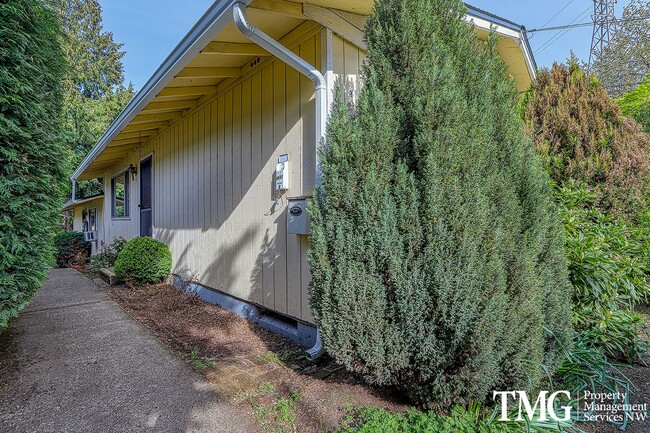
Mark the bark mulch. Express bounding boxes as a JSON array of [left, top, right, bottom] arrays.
[[103, 283, 409, 432], [103, 283, 650, 433]]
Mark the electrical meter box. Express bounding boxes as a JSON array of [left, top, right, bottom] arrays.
[[287, 197, 310, 235]]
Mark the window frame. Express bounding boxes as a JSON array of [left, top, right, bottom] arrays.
[[111, 169, 130, 220]]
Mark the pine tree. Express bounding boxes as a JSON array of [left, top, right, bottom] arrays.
[[309, 0, 572, 409], [522, 61, 650, 218], [0, 0, 67, 327], [46, 0, 134, 197]]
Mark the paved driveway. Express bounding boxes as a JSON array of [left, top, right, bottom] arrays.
[[0, 268, 260, 433]]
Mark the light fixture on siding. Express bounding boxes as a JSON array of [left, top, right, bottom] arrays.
[[128, 164, 137, 181]]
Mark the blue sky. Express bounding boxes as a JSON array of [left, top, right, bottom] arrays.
[[99, 0, 630, 91]]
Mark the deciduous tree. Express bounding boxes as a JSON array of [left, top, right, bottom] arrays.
[[593, 0, 650, 97]]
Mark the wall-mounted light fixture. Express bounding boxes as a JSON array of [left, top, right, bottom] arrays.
[[128, 164, 137, 181]]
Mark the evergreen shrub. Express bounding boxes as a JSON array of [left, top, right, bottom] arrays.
[[0, 0, 66, 327], [114, 237, 172, 285], [522, 61, 650, 217], [53, 231, 90, 267], [308, 0, 572, 409]]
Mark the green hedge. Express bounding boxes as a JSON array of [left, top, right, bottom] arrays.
[[0, 0, 66, 328], [114, 237, 172, 285], [53, 231, 90, 267]]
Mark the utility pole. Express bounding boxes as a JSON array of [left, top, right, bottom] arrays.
[[589, 0, 618, 68]]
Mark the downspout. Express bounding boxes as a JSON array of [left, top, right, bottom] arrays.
[[71, 179, 76, 202], [232, 3, 325, 359]]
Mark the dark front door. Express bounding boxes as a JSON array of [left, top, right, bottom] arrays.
[[139, 156, 153, 237]]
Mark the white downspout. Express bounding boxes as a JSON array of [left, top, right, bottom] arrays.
[[71, 179, 76, 202], [232, 2, 326, 359]]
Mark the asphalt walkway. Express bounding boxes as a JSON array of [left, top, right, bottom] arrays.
[[0, 268, 260, 433]]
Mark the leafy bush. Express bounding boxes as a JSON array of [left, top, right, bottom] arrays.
[[309, 0, 572, 410], [557, 182, 650, 360], [521, 61, 650, 217], [114, 237, 172, 285], [616, 74, 650, 133], [53, 231, 90, 267], [0, 0, 67, 327], [88, 236, 126, 274]]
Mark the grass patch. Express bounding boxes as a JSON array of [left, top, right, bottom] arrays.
[[178, 347, 214, 371], [240, 381, 302, 432]]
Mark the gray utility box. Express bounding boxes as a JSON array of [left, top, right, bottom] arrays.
[[287, 197, 311, 235]]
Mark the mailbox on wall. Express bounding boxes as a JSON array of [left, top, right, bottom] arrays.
[[287, 197, 310, 235]]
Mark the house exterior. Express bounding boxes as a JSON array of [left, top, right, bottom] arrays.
[[68, 0, 536, 342], [62, 195, 104, 255]]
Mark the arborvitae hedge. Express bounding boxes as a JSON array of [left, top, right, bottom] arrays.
[[308, 0, 572, 409], [522, 62, 650, 217], [0, 0, 66, 327]]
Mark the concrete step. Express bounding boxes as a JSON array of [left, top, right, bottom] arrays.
[[99, 267, 122, 285]]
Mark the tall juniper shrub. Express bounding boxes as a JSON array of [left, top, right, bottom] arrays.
[[0, 0, 67, 327], [309, 0, 572, 409]]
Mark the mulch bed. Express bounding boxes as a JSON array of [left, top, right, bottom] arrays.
[[103, 283, 650, 432], [103, 283, 409, 432]]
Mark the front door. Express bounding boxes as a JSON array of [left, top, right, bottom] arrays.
[[139, 156, 153, 237]]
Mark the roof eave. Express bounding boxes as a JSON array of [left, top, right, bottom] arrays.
[[71, 0, 253, 181], [62, 194, 105, 211]]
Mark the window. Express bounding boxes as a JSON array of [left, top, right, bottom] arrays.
[[82, 207, 98, 241], [111, 171, 130, 218], [87, 208, 97, 232]]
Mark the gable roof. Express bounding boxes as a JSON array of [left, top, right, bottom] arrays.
[[72, 0, 536, 181]]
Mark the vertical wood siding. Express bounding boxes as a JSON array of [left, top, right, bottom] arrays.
[[100, 30, 323, 323]]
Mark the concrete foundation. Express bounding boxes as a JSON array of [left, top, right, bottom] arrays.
[[172, 277, 317, 349]]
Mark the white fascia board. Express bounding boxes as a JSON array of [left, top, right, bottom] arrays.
[[62, 195, 104, 211], [71, 0, 253, 181], [465, 15, 537, 82], [465, 15, 520, 39]]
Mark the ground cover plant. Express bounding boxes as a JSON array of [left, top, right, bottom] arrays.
[[309, 0, 572, 410], [0, 0, 67, 327]]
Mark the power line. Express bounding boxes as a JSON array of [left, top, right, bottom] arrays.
[[535, 5, 593, 55], [529, 0, 577, 39], [528, 16, 650, 33]]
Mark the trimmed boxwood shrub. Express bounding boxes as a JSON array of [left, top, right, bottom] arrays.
[[53, 231, 90, 267], [114, 237, 172, 285]]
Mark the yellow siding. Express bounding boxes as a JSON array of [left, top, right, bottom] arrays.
[[331, 33, 367, 104], [101, 29, 322, 323]]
